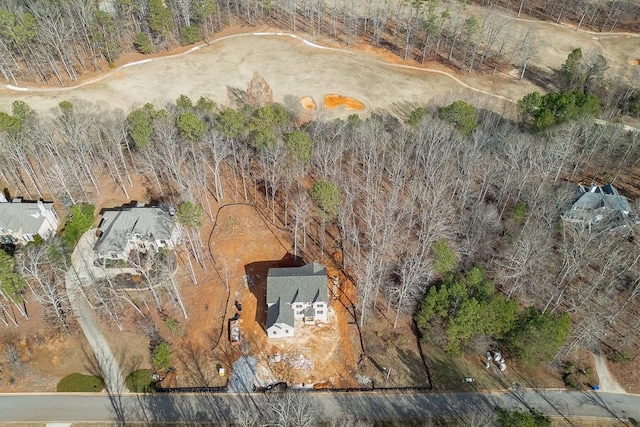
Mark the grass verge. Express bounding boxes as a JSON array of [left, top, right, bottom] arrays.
[[126, 369, 155, 393], [57, 373, 104, 392]]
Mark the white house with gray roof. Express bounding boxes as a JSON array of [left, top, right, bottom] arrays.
[[0, 199, 58, 243], [266, 262, 329, 339], [95, 206, 179, 262]]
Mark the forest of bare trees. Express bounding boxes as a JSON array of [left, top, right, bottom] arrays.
[[1, 61, 639, 360], [1, 0, 638, 86]]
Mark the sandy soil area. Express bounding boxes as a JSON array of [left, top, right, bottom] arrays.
[[324, 94, 365, 110]]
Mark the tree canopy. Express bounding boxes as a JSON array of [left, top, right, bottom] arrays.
[[215, 108, 246, 139], [416, 265, 570, 360], [0, 249, 26, 303], [61, 204, 95, 250], [176, 201, 203, 229], [518, 90, 600, 131], [417, 267, 519, 354], [177, 112, 208, 141], [507, 307, 572, 365], [438, 100, 478, 136], [285, 130, 312, 168], [310, 181, 341, 217]]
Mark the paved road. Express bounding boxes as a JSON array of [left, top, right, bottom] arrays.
[[0, 390, 638, 424], [65, 230, 135, 394]]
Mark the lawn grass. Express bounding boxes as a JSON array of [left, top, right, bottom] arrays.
[[422, 345, 505, 391], [126, 369, 155, 393], [57, 373, 104, 392], [422, 344, 566, 392]]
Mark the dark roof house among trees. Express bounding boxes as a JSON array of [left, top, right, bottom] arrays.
[[95, 206, 179, 261], [562, 184, 633, 235], [0, 199, 58, 243]]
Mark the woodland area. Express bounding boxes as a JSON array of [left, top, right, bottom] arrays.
[[0, 0, 640, 392], [0, 0, 639, 86], [0, 52, 639, 369]]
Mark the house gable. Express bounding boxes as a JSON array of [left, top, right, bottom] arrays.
[[95, 206, 178, 261], [265, 262, 329, 338], [562, 184, 633, 234], [0, 200, 58, 243]]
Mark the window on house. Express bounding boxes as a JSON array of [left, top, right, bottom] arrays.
[[317, 310, 324, 315], [285, 330, 289, 334]]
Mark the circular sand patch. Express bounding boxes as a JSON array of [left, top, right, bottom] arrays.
[[324, 93, 365, 110], [629, 59, 640, 66], [300, 96, 316, 110]]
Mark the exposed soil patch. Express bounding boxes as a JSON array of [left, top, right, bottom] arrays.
[[629, 59, 640, 66], [324, 93, 365, 110], [300, 96, 316, 110], [255, 308, 355, 387]]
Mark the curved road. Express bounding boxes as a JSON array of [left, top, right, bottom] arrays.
[[0, 390, 638, 424]]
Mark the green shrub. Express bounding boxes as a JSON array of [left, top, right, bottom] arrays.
[[406, 107, 426, 128], [125, 369, 155, 393], [134, 32, 153, 54], [438, 100, 478, 136], [165, 317, 183, 335], [180, 25, 201, 45], [496, 408, 550, 427], [152, 342, 173, 372], [57, 373, 104, 392], [609, 351, 634, 363], [61, 204, 95, 250]]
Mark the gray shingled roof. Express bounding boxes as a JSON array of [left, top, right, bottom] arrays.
[[96, 207, 175, 257], [563, 184, 633, 233], [266, 300, 294, 330], [266, 262, 328, 329], [0, 201, 55, 235]]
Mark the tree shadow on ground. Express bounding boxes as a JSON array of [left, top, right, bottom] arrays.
[[244, 253, 305, 331], [422, 347, 484, 392], [396, 348, 431, 388], [523, 64, 560, 93]]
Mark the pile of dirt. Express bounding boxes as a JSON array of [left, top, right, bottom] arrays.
[[324, 94, 365, 110]]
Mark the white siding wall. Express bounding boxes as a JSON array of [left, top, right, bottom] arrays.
[[267, 323, 294, 338], [314, 302, 328, 322], [292, 302, 310, 319]]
